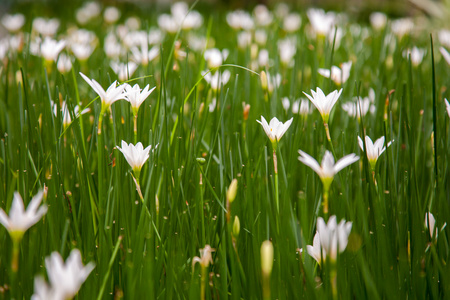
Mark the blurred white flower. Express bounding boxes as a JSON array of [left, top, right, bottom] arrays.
[[307, 8, 336, 36], [104, 33, 123, 59], [303, 87, 342, 124], [253, 5, 273, 27], [328, 27, 343, 49], [258, 49, 269, 67], [391, 18, 414, 39], [57, 53, 72, 74], [318, 61, 352, 85], [310, 216, 352, 262], [278, 38, 296, 67], [424, 212, 437, 239], [1, 13, 25, 33], [370, 12, 387, 30], [292, 98, 312, 116], [52, 100, 90, 127], [40, 37, 66, 62], [33, 249, 95, 300], [227, 10, 254, 30], [341, 96, 375, 120], [193, 245, 214, 269], [358, 135, 393, 170], [438, 29, 450, 48], [202, 70, 231, 91], [117, 141, 155, 174], [204, 48, 229, 69], [445, 99, 450, 117], [237, 31, 252, 49], [281, 97, 291, 112], [110, 61, 138, 82], [283, 13, 301, 33], [266, 72, 281, 94], [307, 231, 326, 264], [298, 150, 359, 190], [148, 28, 165, 45], [257, 116, 293, 145], [104, 6, 121, 24], [33, 18, 60, 37], [124, 83, 156, 115], [254, 29, 267, 45], [0, 191, 47, 241], [403, 47, 426, 67], [76, 1, 101, 25]]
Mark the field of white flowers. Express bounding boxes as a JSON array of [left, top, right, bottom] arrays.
[[0, 1, 449, 299]]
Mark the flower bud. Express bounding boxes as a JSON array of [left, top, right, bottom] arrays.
[[261, 240, 274, 277], [226, 179, 238, 203], [232, 216, 240, 237], [196, 157, 206, 165], [260, 71, 268, 93]]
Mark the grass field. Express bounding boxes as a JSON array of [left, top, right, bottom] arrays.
[[0, 1, 449, 299]]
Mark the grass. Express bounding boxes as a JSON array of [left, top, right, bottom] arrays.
[[0, 2, 449, 299]]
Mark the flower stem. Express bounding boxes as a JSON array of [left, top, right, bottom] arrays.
[[133, 114, 138, 144], [323, 187, 329, 219], [199, 172, 205, 245], [273, 149, 279, 213], [200, 266, 207, 300], [11, 239, 20, 273]]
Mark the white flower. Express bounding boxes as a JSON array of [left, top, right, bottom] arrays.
[[391, 18, 414, 39], [57, 53, 72, 74], [341, 97, 375, 120], [438, 29, 450, 48], [253, 5, 273, 27], [445, 99, 450, 117], [283, 13, 301, 32], [278, 38, 296, 67], [31, 277, 58, 300], [124, 83, 156, 115], [104, 6, 121, 24], [403, 47, 425, 67], [71, 43, 94, 62], [40, 249, 95, 300], [192, 245, 214, 269], [116, 140, 155, 173], [370, 12, 387, 30], [51, 100, 90, 127], [307, 8, 336, 36], [424, 212, 437, 239], [79, 72, 127, 109], [298, 150, 359, 189], [32, 18, 60, 37], [1, 14, 25, 33], [318, 61, 352, 85], [307, 231, 326, 264], [0, 191, 47, 240], [303, 87, 343, 123], [292, 98, 312, 116], [257, 116, 293, 145], [204, 48, 229, 69], [40, 37, 66, 62], [316, 216, 352, 261], [226, 10, 254, 30], [357, 136, 393, 170]]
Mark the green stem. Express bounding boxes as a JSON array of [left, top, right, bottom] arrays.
[[323, 187, 329, 219], [200, 266, 207, 300], [11, 239, 20, 273], [97, 113, 104, 212], [273, 149, 279, 213], [133, 114, 138, 144], [200, 173, 206, 245]]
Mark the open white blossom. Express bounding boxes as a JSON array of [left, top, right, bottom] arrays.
[[303, 87, 342, 124], [257, 116, 293, 145], [40, 37, 66, 62], [124, 83, 156, 115], [79, 72, 127, 109], [32, 249, 95, 300], [0, 191, 47, 241], [307, 8, 336, 36], [357, 135, 393, 170], [202, 70, 231, 91], [424, 212, 437, 239], [370, 12, 387, 30], [298, 150, 359, 190], [445, 99, 450, 117], [192, 244, 214, 269], [116, 141, 156, 174], [1, 14, 25, 33], [307, 231, 326, 264]]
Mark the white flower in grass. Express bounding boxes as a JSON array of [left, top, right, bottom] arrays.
[[110, 61, 138, 82], [307, 231, 326, 265], [1, 14, 25, 33], [307, 8, 336, 37], [370, 12, 387, 30], [283, 13, 302, 33], [40, 37, 66, 63], [57, 53, 72, 74], [314, 216, 352, 262], [341, 96, 375, 120], [79, 72, 127, 111], [36, 249, 95, 300], [31, 276, 58, 300], [124, 84, 156, 116], [116, 141, 156, 174], [318, 61, 352, 85], [439, 29, 450, 48], [424, 212, 437, 239], [445, 99, 450, 117], [204, 48, 229, 69], [303, 87, 342, 124], [257, 116, 293, 147], [293, 98, 312, 116], [357, 136, 393, 171], [298, 150, 359, 191], [391, 18, 414, 39], [0, 191, 47, 241], [192, 244, 214, 269], [403, 47, 426, 67]]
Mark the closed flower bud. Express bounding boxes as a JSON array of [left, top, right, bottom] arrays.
[[227, 179, 238, 203], [232, 216, 240, 237], [261, 240, 274, 277], [260, 71, 268, 93]]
